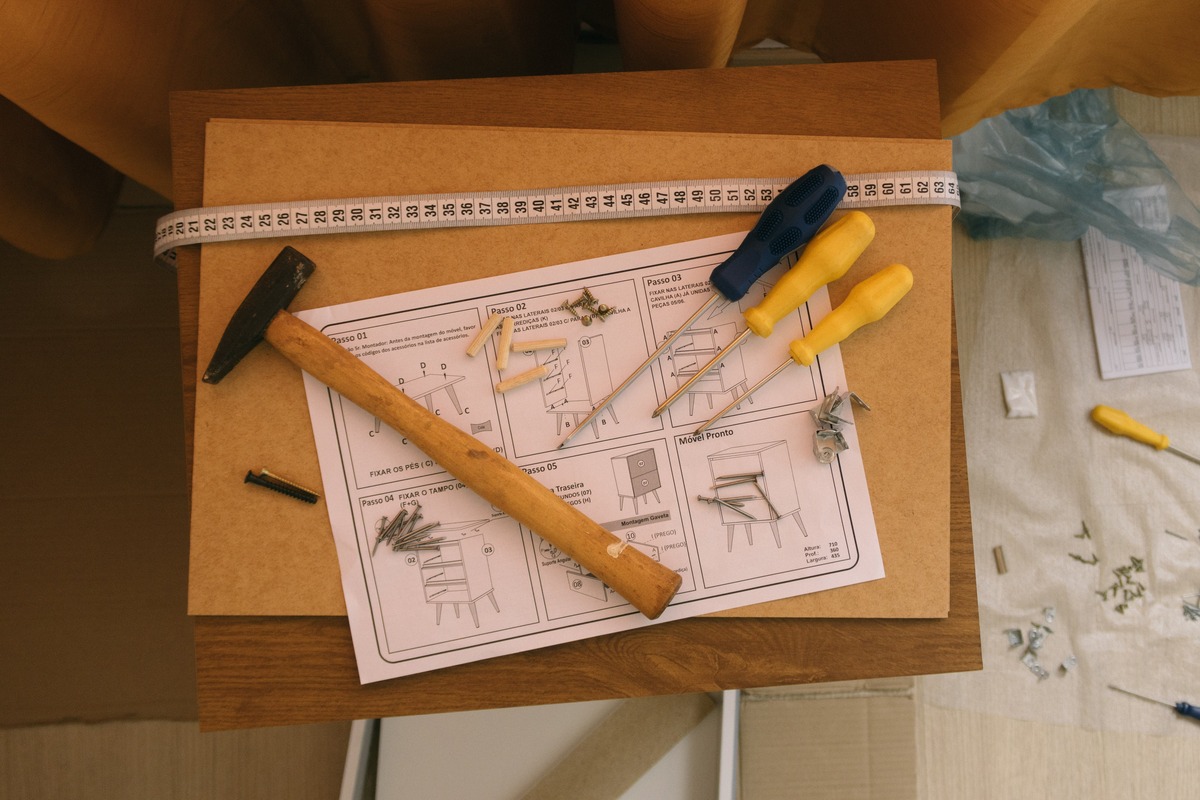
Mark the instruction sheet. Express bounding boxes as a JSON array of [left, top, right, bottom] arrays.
[[1082, 226, 1191, 380], [297, 232, 884, 684]]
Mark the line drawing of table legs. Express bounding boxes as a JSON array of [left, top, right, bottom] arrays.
[[424, 382, 463, 414], [724, 511, 807, 552], [688, 381, 750, 415], [553, 405, 618, 438], [434, 590, 500, 627]]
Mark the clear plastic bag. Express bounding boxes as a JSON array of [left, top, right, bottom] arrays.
[[953, 88, 1200, 285]]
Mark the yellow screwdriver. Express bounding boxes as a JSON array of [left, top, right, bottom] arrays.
[[653, 210, 876, 418], [557, 164, 847, 449], [1090, 405, 1200, 467], [695, 263, 914, 435]]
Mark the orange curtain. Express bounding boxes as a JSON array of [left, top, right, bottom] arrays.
[[2, 0, 1198, 258]]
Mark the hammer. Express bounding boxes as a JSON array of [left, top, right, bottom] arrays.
[[204, 247, 682, 619]]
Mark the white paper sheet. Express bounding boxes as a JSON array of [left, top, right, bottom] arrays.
[[297, 232, 884, 684], [1082, 226, 1191, 380]]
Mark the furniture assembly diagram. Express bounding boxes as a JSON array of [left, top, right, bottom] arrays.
[[565, 539, 661, 603], [399, 372, 466, 415], [297, 228, 886, 682], [418, 533, 499, 628], [666, 322, 751, 415], [707, 441, 808, 552], [610, 447, 662, 515], [539, 334, 619, 440]]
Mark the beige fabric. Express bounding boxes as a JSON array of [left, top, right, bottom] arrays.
[[2, 0, 1199, 258]]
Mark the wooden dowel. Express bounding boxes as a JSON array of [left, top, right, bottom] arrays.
[[496, 365, 548, 393], [465, 313, 504, 357]]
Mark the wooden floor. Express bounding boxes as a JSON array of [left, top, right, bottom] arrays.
[[1, 85, 1196, 799]]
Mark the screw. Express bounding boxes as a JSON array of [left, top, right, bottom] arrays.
[[245, 469, 319, 504]]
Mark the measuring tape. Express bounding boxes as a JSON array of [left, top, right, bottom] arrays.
[[154, 170, 958, 266]]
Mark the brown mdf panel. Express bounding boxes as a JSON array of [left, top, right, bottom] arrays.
[[169, 61, 978, 730]]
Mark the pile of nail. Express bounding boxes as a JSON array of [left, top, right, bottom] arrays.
[[810, 389, 869, 464], [373, 503, 443, 553], [696, 472, 778, 521]]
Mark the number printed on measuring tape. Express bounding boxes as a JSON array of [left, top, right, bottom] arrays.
[[154, 170, 957, 265]]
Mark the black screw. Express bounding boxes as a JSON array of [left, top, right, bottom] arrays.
[[244, 469, 319, 504]]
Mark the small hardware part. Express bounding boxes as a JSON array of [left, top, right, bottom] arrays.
[[496, 316, 515, 370], [1183, 594, 1200, 621], [470, 420, 493, 434], [993, 545, 1008, 575], [466, 313, 504, 357], [495, 365, 549, 393], [244, 468, 319, 503], [809, 388, 870, 463], [1000, 370, 1038, 418], [711, 472, 780, 519], [1096, 556, 1147, 614], [1010, 608, 1072, 681], [696, 494, 755, 520], [559, 288, 616, 327], [1164, 528, 1198, 544], [1020, 650, 1051, 681], [1069, 520, 1098, 564]]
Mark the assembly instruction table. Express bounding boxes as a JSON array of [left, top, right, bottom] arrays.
[[172, 61, 980, 730]]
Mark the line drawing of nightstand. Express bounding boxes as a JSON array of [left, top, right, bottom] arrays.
[[419, 534, 499, 627], [539, 334, 618, 439], [611, 448, 662, 514], [707, 441, 807, 552], [667, 323, 751, 414]]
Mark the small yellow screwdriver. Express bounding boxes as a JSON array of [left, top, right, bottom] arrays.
[[653, 211, 876, 418], [1090, 405, 1200, 467], [695, 263, 914, 434]]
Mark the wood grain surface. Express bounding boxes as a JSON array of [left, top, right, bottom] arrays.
[[170, 61, 980, 730]]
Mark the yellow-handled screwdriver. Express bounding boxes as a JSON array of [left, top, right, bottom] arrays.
[[695, 263, 914, 435], [1090, 405, 1200, 467], [557, 164, 847, 449], [653, 211, 876, 418]]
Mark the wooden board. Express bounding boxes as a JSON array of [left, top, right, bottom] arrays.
[[169, 62, 980, 730], [188, 120, 952, 622]]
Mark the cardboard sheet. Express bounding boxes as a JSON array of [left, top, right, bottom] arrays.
[[189, 120, 952, 618]]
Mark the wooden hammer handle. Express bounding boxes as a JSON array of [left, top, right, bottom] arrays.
[[265, 310, 682, 619]]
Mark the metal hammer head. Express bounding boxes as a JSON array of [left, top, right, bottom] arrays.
[[203, 246, 316, 384]]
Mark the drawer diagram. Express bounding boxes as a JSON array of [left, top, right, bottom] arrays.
[[611, 447, 662, 515]]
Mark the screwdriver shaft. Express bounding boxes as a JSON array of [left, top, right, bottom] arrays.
[[1108, 684, 1172, 708], [557, 293, 722, 448], [654, 328, 753, 417], [693, 358, 792, 435], [1167, 445, 1200, 467]]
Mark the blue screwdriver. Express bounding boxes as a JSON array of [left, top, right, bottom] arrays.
[[1109, 685, 1200, 722], [558, 164, 847, 448]]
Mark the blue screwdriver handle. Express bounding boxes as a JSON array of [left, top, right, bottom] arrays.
[[709, 164, 847, 301], [1175, 701, 1200, 721]]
